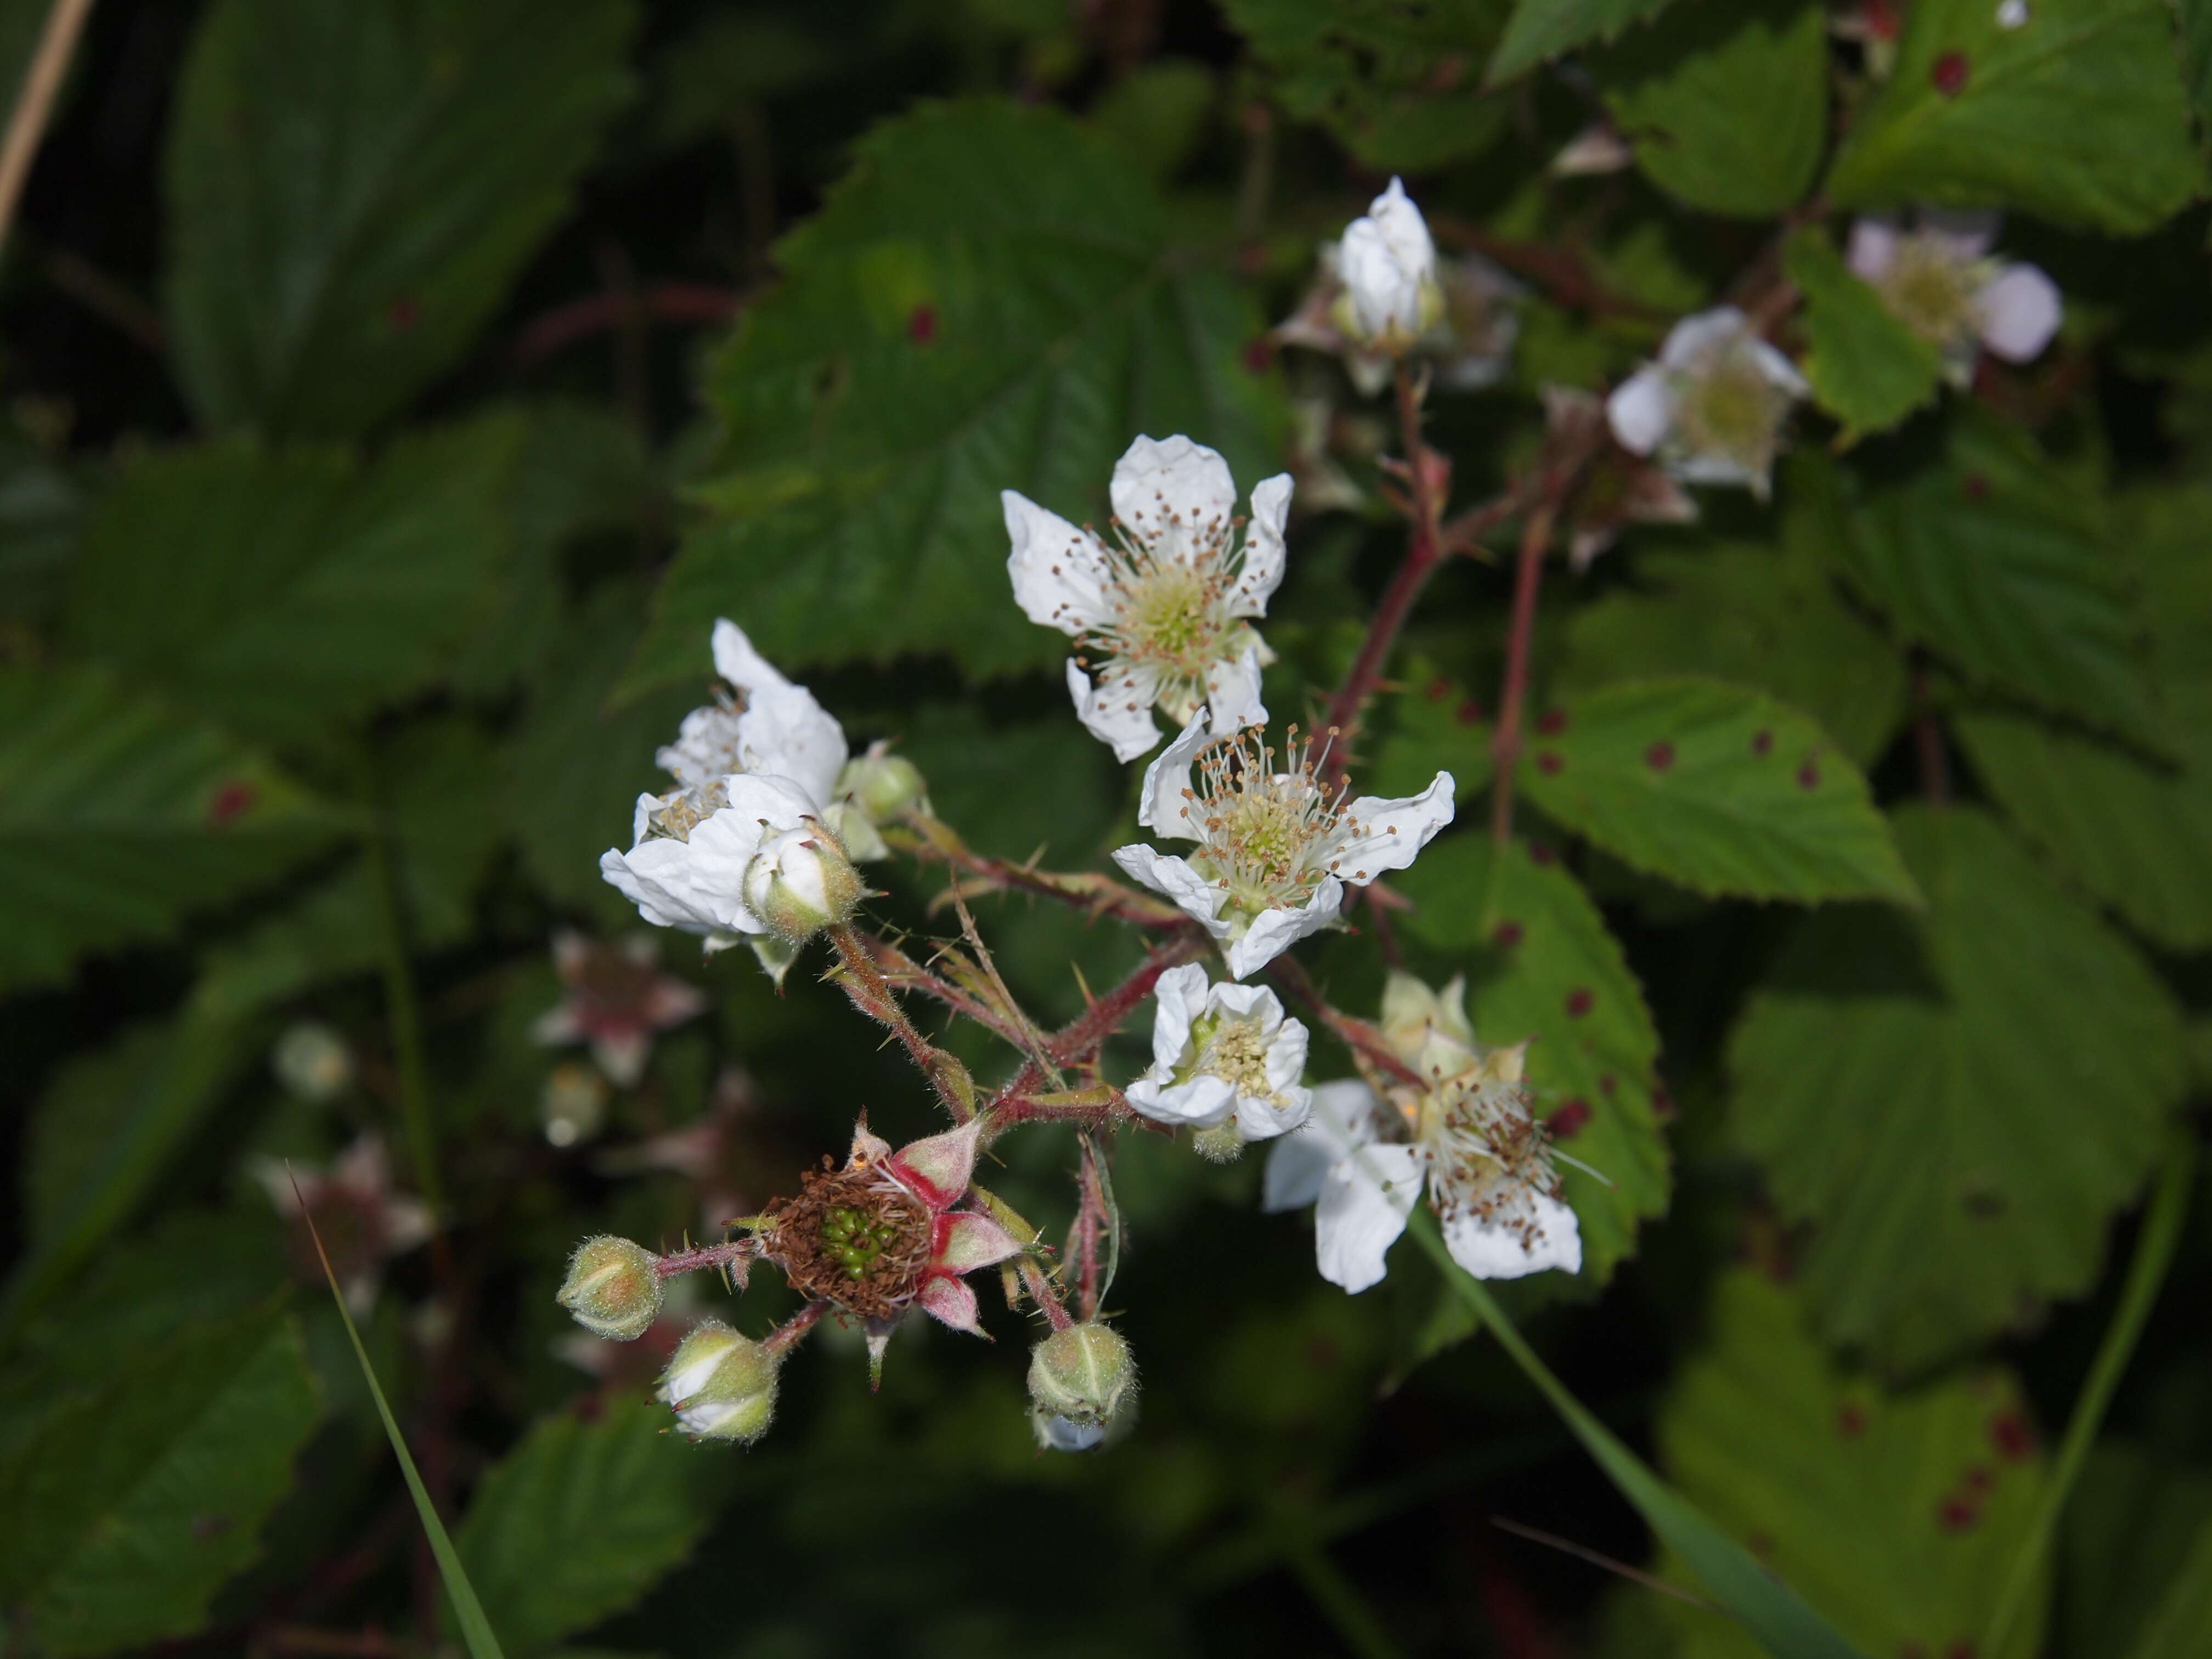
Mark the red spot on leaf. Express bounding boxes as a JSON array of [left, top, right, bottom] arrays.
[[1599, 1073, 1617, 1096], [1932, 50, 1968, 96], [1938, 1496, 1979, 1532], [1946, 1645, 1978, 1659], [1494, 921, 1523, 947], [1838, 1404, 1867, 1437], [1550, 1099, 1592, 1138], [1990, 1412, 2034, 1461], [1456, 697, 1486, 725], [207, 781, 257, 827], [1426, 675, 1451, 702], [1797, 759, 1821, 789], [1866, 0, 1900, 39], [1646, 740, 1675, 771], [1536, 709, 1567, 735], [1652, 1085, 1677, 1121], [1963, 1465, 1994, 1493], [1242, 336, 1273, 373], [1530, 843, 1556, 866], [1752, 729, 1773, 755], [1964, 473, 1990, 501], [908, 304, 939, 343], [1536, 752, 1563, 774], [388, 296, 419, 331], [1565, 988, 1594, 1018]]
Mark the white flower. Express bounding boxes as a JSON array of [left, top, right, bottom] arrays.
[[1262, 975, 1581, 1293], [601, 621, 900, 948], [531, 932, 706, 1087], [1110, 712, 1453, 979], [1336, 178, 1439, 347], [1606, 306, 1809, 500], [1846, 211, 2061, 385], [1004, 435, 1291, 761], [1278, 249, 1520, 399], [1126, 963, 1312, 1143]]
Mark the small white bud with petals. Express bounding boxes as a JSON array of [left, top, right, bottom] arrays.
[[658, 1319, 780, 1443], [742, 825, 862, 944]]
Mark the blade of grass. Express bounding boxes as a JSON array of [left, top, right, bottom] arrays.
[[1404, 1206, 1867, 1659], [289, 1169, 505, 1659], [1982, 1131, 2198, 1658], [1279, 1528, 1407, 1659]]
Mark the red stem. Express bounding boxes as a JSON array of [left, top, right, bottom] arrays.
[[655, 1239, 753, 1278], [1488, 504, 1558, 843], [511, 280, 743, 366], [1019, 1257, 1076, 1331], [763, 1299, 829, 1357]]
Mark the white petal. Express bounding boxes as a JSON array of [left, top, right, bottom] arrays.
[[1261, 1012, 1310, 1097], [1976, 263, 2063, 363], [1134, 709, 1214, 837], [1126, 1071, 1237, 1128], [1147, 963, 1209, 1073], [1004, 490, 1115, 635], [629, 791, 658, 845], [1264, 1079, 1381, 1210], [1201, 644, 1268, 737], [1844, 217, 1900, 281], [1316, 1142, 1425, 1293], [1670, 450, 1764, 491], [1205, 977, 1286, 1035], [1230, 474, 1293, 617], [1233, 1080, 1312, 1141], [1658, 306, 1752, 370], [1222, 881, 1344, 979], [600, 840, 756, 938], [1368, 178, 1436, 284], [1339, 217, 1421, 338], [1069, 658, 1164, 762], [1747, 337, 1810, 398], [1606, 368, 1676, 456], [1441, 1191, 1582, 1280], [710, 618, 795, 695], [737, 681, 847, 807], [1332, 774, 1455, 885], [1111, 845, 1233, 939], [1110, 435, 1238, 550]]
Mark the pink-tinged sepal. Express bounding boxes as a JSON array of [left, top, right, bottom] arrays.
[[934, 1210, 1022, 1274], [888, 1118, 983, 1210], [918, 1273, 986, 1335]]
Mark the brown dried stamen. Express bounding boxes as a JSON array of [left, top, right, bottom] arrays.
[[759, 1160, 930, 1321]]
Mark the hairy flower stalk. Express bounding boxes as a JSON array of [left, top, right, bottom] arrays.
[[1264, 974, 1580, 1291], [1113, 713, 1453, 979], [1005, 435, 1291, 761], [753, 1117, 1023, 1384]]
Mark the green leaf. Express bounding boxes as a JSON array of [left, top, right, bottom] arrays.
[[1954, 712, 2212, 952], [2180, 0, 2212, 142], [1644, 1270, 2049, 1659], [163, 0, 635, 436], [0, 1306, 320, 1656], [1592, 0, 1829, 218], [71, 418, 526, 744], [1396, 835, 1671, 1286], [2063, 1444, 2212, 1659], [1949, 484, 2212, 952], [1840, 408, 2161, 748], [1220, 0, 1512, 169], [1824, 0, 2199, 235], [0, 662, 334, 992], [1783, 228, 1944, 441], [1487, 0, 1677, 85], [1517, 677, 1917, 905], [196, 717, 510, 1016], [4, 1012, 260, 1341], [1404, 1217, 1870, 1659], [1554, 469, 1908, 768], [2128, 1511, 2212, 1659], [1728, 806, 2185, 1369], [1088, 59, 1219, 182], [1364, 659, 1497, 805], [643, 98, 1281, 684], [457, 1393, 726, 1657]]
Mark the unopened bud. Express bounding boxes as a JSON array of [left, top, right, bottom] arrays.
[[838, 744, 931, 824], [541, 1062, 609, 1148], [273, 1021, 354, 1102], [1028, 1322, 1136, 1452], [1192, 1122, 1248, 1164], [556, 1235, 663, 1341], [658, 1318, 778, 1443], [742, 826, 862, 944]]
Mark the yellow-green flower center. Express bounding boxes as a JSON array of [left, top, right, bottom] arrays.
[[1874, 238, 1985, 347], [1672, 351, 1790, 476]]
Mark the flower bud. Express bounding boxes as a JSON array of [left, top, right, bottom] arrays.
[[838, 744, 932, 825], [1027, 1322, 1136, 1452], [273, 1021, 354, 1102], [556, 1235, 664, 1341], [742, 825, 862, 944], [541, 1062, 609, 1148], [658, 1318, 779, 1443], [1191, 1121, 1248, 1164]]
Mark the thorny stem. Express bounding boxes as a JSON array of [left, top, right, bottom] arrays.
[[655, 1239, 754, 1278], [1018, 1256, 1076, 1331], [1071, 1139, 1110, 1321], [858, 928, 1034, 1050], [826, 922, 977, 1121], [982, 933, 1209, 1125], [1269, 956, 1424, 1089], [1488, 502, 1559, 844], [888, 817, 1184, 929], [763, 1298, 830, 1357]]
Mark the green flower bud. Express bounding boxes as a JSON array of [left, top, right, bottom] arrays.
[[742, 826, 863, 944], [658, 1319, 779, 1444], [1027, 1322, 1136, 1452], [838, 745, 931, 825], [556, 1235, 663, 1341]]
